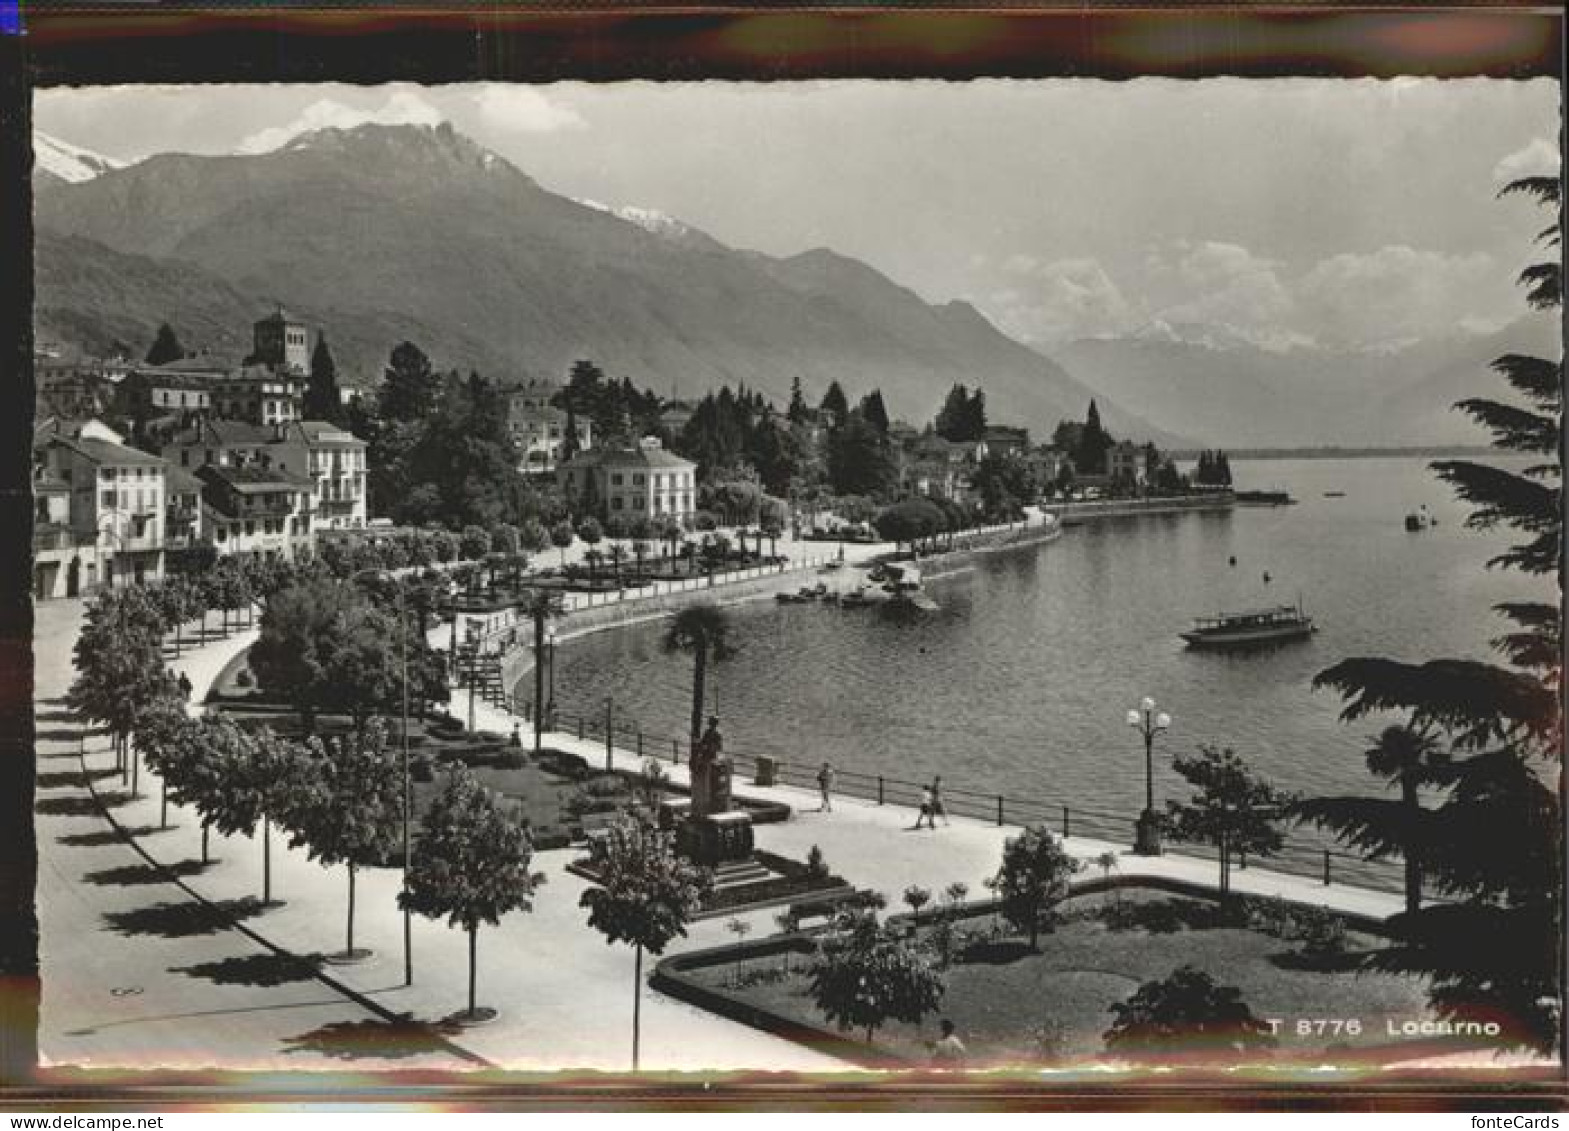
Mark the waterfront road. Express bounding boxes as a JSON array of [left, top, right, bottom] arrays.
[[33, 599, 473, 1074]]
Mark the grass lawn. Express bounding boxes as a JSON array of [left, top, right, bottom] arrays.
[[687, 891, 1456, 1069]]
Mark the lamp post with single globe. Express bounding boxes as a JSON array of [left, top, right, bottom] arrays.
[[1127, 696, 1172, 856]]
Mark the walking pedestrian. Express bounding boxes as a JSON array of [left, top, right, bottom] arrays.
[[915, 784, 934, 830], [817, 761, 835, 812], [930, 775, 949, 826], [177, 672, 193, 701]]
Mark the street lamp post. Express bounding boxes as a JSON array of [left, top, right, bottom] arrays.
[[1126, 696, 1172, 856], [546, 623, 557, 731]]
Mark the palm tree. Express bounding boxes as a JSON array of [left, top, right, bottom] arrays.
[[1294, 724, 1448, 916], [661, 604, 734, 747], [518, 588, 566, 753]]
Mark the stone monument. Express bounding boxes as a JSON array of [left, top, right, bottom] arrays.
[[675, 716, 754, 865]]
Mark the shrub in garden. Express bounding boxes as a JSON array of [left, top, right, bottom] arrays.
[[1104, 964, 1275, 1060]]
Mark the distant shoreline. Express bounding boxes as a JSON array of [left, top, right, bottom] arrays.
[[1173, 446, 1495, 461]]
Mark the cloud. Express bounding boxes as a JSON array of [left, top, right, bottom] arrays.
[[1297, 245, 1497, 349], [468, 85, 584, 134], [1152, 241, 1303, 351], [236, 91, 444, 154], [1493, 137, 1559, 185], [989, 256, 1140, 344]]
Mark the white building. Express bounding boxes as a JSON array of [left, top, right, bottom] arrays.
[[557, 436, 697, 522], [270, 420, 369, 530]]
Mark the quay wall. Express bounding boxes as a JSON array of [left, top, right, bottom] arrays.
[[1049, 494, 1234, 523]]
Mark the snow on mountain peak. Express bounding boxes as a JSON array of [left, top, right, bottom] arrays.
[[577, 198, 696, 241], [34, 132, 125, 183]]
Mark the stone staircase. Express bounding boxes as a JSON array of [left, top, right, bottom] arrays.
[[710, 857, 774, 892], [453, 646, 509, 711]]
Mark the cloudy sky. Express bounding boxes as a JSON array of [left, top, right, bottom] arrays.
[[36, 79, 1559, 353]]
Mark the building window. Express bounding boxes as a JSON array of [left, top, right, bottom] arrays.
[[101, 490, 114, 508], [611, 497, 623, 511], [612, 473, 624, 486], [633, 474, 645, 486]]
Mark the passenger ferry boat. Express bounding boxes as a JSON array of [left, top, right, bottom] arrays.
[[1180, 603, 1317, 649]]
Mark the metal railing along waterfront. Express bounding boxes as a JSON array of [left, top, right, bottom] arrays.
[[502, 698, 1404, 898]]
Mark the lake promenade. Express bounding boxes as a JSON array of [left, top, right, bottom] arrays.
[[42, 581, 1425, 1076]]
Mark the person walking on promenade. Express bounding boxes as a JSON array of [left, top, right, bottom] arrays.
[[915, 784, 935, 830], [177, 672, 193, 701], [930, 775, 949, 826], [817, 761, 835, 813]]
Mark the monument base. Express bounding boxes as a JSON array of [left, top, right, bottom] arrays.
[[676, 810, 755, 866]]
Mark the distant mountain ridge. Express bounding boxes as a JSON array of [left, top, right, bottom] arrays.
[[33, 121, 1175, 445], [1052, 313, 1560, 448]]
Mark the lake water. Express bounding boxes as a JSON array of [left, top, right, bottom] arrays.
[[538, 458, 1547, 845]]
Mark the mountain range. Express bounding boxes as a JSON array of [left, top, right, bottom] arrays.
[[32, 123, 1171, 445], [33, 123, 1554, 450], [1054, 313, 1560, 448]]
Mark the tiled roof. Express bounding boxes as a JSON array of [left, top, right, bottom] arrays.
[[165, 465, 205, 494], [201, 464, 312, 491], [55, 435, 166, 467], [291, 420, 366, 445], [168, 419, 276, 448], [560, 444, 695, 472]]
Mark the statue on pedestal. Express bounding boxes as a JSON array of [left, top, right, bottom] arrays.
[[689, 715, 730, 817], [679, 716, 752, 865]]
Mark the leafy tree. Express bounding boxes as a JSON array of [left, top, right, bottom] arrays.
[[968, 454, 1034, 521], [549, 521, 576, 568], [189, 718, 308, 902], [305, 333, 343, 423], [1104, 965, 1275, 1059], [827, 412, 897, 498], [819, 381, 850, 430], [902, 885, 931, 926], [1294, 725, 1448, 916], [136, 705, 226, 863], [1306, 173, 1562, 1051], [250, 577, 445, 734], [576, 516, 603, 557], [145, 322, 185, 366], [285, 720, 404, 959], [1074, 400, 1114, 476], [661, 604, 733, 747], [378, 341, 440, 424], [579, 820, 713, 1070], [934, 383, 972, 442], [787, 376, 810, 424], [992, 825, 1081, 948], [459, 524, 490, 562], [402, 765, 542, 1019], [69, 590, 177, 794], [874, 498, 945, 554], [1166, 746, 1291, 896], [858, 389, 890, 435], [808, 908, 945, 1043]]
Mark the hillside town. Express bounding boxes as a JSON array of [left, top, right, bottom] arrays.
[[31, 307, 1221, 602]]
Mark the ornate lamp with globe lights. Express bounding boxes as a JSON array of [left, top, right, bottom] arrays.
[[1127, 696, 1172, 856]]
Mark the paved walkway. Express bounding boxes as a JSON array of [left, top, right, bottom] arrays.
[[32, 600, 473, 1074]]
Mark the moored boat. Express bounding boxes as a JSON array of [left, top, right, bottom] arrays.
[[1181, 604, 1317, 649]]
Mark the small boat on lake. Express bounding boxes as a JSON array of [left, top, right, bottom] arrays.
[[839, 587, 878, 609], [1181, 603, 1317, 649], [1324, 491, 1346, 498], [1405, 506, 1437, 532]]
